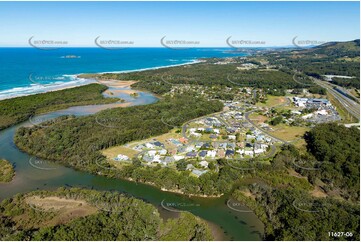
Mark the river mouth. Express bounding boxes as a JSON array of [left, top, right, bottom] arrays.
[[0, 86, 264, 241]]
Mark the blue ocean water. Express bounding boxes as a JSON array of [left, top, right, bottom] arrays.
[[0, 48, 243, 99]]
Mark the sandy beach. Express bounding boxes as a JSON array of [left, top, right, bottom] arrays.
[[95, 79, 138, 88]]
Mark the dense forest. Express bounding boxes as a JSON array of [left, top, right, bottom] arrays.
[[331, 77, 360, 89], [0, 84, 117, 130], [0, 188, 213, 240], [233, 183, 359, 241], [232, 123, 360, 240], [303, 123, 360, 199], [84, 61, 310, 95]]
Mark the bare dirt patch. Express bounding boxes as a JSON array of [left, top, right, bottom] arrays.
[[310, 186, 328, 198], [23, 196, 98, 228]]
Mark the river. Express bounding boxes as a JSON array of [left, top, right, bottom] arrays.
[[0, 86, 264, 241]]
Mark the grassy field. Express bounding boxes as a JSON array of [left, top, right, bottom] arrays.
[[101, 128, 183, 160], [0, 159, 15, 183], [327, 92, 357, 123], [249, 113, 268, 124], [269, 124, 309, 142], [256, 95, 287, 108]]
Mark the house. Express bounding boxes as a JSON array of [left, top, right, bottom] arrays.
[[195, 142, 204, 149], [206, 150, 217, 158], [302, 113, 313, 119], [235, 113, 243, 119], [190, 132, 202, 138], [145, 143, 155, 149], [148, 150, 157, 156], [256, 135, 265, 142], [192, 169, 208, 177], [152, 155, 162, 163], [244, 150, 254, 157], [158, 149, 167, 155], [164, 156, 175, 164], [228, 135, 236, 140], [254, 143, 265, 154], [199, 160, 209, 168], [177, 146, 186, 153], [114, 154, 129, 161], [227, 143, 236, 149], [198, 150, 207, 158], [186, 164, 195, 170], [170, 138, 182, 146], [237, 149, 245, 155], [213, 129, 220, 134], [153, 141, 164, 147], [219, 143, 228, 149], [225, 149, 235, 157], [197, 127, 205, 132], [205, 128, 213, 133], [201, 143, 211, 149], [186, 152, 197, 158], [173, 155, 185, 161], [142, 154, 154, 163], [134, 144, 145, 151], [227, 127, 237, 133], [209, 134, 218, 139], [186, 145, 195, 152], [179, 137, 188, 144], [246, 134, 256, 140]]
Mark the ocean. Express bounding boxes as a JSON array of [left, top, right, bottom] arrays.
[[0, 48, 244, 100]]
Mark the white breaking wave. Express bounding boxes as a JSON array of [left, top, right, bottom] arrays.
[[0, 59, 200, 101], [0, 76, 95, 100]]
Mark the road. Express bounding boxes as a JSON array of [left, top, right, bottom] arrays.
[[312, 78, 360, 120]]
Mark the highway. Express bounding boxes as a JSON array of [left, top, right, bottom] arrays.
[[312, 78, 360, 120]]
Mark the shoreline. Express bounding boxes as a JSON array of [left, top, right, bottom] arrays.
[[0, 59, 201, 101]]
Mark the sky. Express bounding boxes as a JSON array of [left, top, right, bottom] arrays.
[[0, 1, 359, 47]]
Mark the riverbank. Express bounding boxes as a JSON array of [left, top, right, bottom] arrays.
[[126, 177, 223, 198], [0, 84, 118, 131]]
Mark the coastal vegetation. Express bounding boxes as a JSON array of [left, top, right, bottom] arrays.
[[0, 159, 14, 183], [84, 60, 309, 96], [0, 84, 118, 131], [14, 94, 227, 196], [0, 188, 213, 240], [232, 123, 360, 240], [4, 40, 360, 241]]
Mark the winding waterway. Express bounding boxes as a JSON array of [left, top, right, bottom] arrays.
[[0, 87, 264, 241]]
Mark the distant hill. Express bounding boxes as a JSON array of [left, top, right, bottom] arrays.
[[303, 39, 360, 58], [264, 39, 360, 78]]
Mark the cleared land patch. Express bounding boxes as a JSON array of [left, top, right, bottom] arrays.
[[23, 196, 98, 228]]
